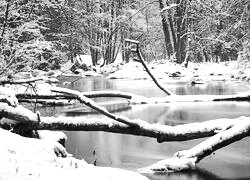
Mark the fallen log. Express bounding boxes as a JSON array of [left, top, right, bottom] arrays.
[[138, 120, 250, 173], [0, 101, 247, 142], [0, 77, 58, 85], [0, 103, 38, 123], [19, 99, 75, 106], [16, 90, 145, 101], [16, 89, 250, 105], [51, 87, 141, 128]]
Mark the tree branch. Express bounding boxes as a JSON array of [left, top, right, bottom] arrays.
[[14, 82, 250, 105], [138, 119, 250, 173], [125, 39, 175, 96], [0, 77, 58, 85], [16, 90, 147, 102], [51, 87, 141, 128], [0, 101, 246, 142]]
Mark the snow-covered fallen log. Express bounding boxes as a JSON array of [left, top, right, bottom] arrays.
[[28, 116, 249, 142], [51, 87, 141, 127], [19, 98, 75, 106], [138, 119, 250, 173], [16, 89, 250, 105], [16, 90, 146, 101], [0, 76, 59, 85], [0, 101, 248, 142], [0, 103, 39, 123]]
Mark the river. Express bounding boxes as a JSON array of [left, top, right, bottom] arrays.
[[40, 76, 250, 180]]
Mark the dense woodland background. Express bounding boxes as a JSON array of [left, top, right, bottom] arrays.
[[0, 0, 249, 75]]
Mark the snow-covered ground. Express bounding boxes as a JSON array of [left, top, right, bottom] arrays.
[[0, 128, 148, 180], [106, 61, 239, 82]]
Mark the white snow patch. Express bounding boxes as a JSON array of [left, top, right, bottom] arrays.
[[75, 54, 92, 66]]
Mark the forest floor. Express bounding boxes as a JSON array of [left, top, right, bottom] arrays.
[[101, 60, 248, 83], [59, 60, 248, 83]]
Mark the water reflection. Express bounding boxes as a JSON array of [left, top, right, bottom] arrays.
[[45, 77, 250, 180]]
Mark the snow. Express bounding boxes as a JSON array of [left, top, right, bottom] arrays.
[[38, 130, 67, 143], [138, 156, 196, 173], [107, 62, 149, 79], [138, 117, 250, 173], [83, 71, 102, 77], [75, 54, 92, 66], [0, 86, 18, 106], [12, 81, 56, 96], [106, 61, 236, 81], [114, 52, 123, 64], [0, 128, 149, 180]]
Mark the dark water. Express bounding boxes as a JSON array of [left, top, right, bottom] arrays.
[[43, 77, 250, 180]]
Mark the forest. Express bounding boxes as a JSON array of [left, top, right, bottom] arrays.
[[0, 0, 249, 72], [0, 0, 250, 180]]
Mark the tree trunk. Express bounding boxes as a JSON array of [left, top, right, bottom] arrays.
[[0, 1, 10, 44], [166, 0, 177, 53], [159, 0, 173, 59], [175, 0, 187, 64], [182, 0, 191, 68]]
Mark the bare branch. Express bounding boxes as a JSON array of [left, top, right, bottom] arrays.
[[139, 119, 250, 173], [51, 87, 141, 128], [125, 39, 175, 96], [0, 101, 246, 142]]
